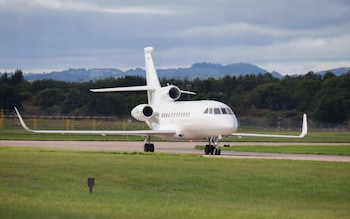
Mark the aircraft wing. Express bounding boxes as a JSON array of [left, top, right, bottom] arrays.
[[231, 113, 307, 139], [14, 107, 176, 136]]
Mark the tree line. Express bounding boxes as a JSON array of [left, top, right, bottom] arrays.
[[1, 69, 349, 124]]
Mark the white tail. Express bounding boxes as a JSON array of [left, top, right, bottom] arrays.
[[144, 47, 161, 104], [90, 47, 195, 105]]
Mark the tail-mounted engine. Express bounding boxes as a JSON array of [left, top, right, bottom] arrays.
[[131, 104, 154, 121], [155, 85, 195, 103], [168, 85, 181, 101], [155, 85, 182, 103]]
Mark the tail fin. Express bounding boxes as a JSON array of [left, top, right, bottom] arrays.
[[144, 47, 161, 104]]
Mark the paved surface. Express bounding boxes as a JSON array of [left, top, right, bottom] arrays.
[[1, 140, 350, 162]]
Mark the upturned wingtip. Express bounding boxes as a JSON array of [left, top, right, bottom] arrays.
[[300, 113, 308, 138]]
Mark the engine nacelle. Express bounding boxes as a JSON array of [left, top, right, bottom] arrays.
[[131, 104, 154, 122], [167, 85, 181, 101]]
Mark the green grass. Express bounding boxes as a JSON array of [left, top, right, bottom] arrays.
[[228, 145, 350, 155], [0, 146, 349, 218], [195, 145, 350, 155]]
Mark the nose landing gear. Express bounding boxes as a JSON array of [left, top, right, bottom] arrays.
[[204, 137, 221, 155]]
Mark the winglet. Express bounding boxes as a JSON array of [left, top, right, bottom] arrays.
[[14, 107, 33, 132], [231, 113, 308, 138], [299, 113, 308, 138]]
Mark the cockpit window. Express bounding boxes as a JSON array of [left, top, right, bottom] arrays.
[[209, 108, 213, 114], [214, 108, 221, 114], [204, 108, 209, 114], [221, 108, 227, 114], [227, 107, 233, 115]]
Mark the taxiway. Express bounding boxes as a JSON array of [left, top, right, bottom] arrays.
[[1, 140, 349, 162]]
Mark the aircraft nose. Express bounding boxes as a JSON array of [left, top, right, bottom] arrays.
[[219, 114, 238, 133], [229, 114, 238, 132]]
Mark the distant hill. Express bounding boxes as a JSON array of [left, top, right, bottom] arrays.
[[157, 62, 281, 80], [22, 63, 281, 82], [315, 67, 350, 76], [6, 64, 349, 82]]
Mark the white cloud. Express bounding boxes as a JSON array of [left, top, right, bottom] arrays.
[[1, 0, 178, 14], [179, 23, 294, 38]]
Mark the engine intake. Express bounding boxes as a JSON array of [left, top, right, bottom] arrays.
[[142, 106, 153, 117], [168, 86, 181, 101], [131, 104, 154, 121]]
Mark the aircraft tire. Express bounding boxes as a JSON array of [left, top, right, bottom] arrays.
[[144, 143, 154, 152], [210, 145, 215, 155], [215, 148, 221, 155], [204, 145, 210, 155], [149, 144, 155, 152], [144, 144, 149, 152]]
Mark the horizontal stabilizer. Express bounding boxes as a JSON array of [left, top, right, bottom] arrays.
[[90, 85, 153, 93], [180, 90, 196, 95]]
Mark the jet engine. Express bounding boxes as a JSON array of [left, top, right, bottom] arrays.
[[167, 85, 181, 101], [131, 104, 154, 121]]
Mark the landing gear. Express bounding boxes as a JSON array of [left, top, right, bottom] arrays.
[[143, 135, 155, 152], [144, 143, 154, 152], [204, 137, 221, 155]]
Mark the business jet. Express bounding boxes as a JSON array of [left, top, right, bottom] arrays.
[[14, 47, 307, 155]]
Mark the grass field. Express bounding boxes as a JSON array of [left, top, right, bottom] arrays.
[[0, 147, 349, 219], [195, 145, 350, 156]]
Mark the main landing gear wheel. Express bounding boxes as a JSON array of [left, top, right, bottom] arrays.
[[144, 143, 154, 152], [143, 135, 155, 152]]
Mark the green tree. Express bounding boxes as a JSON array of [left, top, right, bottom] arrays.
[[313, 94, 349, 123], [88, 93, 127, 116], [293, 72, 321, 112], [10, 69, 24, 86], [0, 83, 22, 109], [249, 83, 293, 110], [61, 89, 89, 114], [1, 72, 9, 84], [35, 88, 65, 110], [313, 73, 350, 123]]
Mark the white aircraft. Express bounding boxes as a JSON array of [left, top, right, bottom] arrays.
[[15, 47, 307, 155]]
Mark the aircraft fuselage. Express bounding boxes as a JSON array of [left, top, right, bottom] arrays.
[[146, 100, 238, 140]]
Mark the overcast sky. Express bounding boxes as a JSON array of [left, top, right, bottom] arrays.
[[1, 0, 349, 75]]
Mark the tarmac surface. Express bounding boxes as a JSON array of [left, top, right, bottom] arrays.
[[1, 140, 350, 162]]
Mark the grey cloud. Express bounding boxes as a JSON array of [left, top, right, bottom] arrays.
[[0, 0, 349, 74]]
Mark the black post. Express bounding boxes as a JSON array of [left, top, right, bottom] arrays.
[[87, 177, 95, 193]]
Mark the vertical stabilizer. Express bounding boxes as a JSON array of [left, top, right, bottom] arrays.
[[144, 47, 161, 104]]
